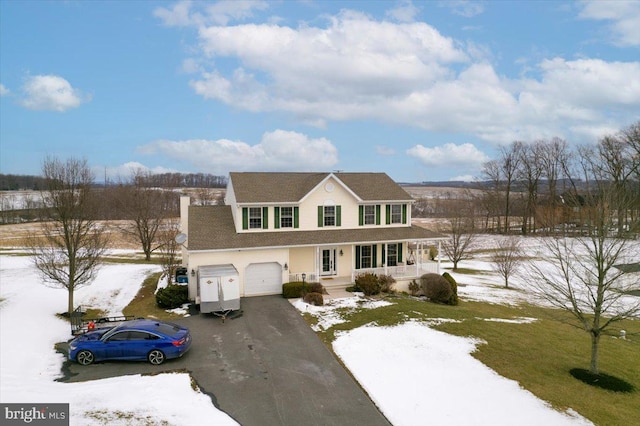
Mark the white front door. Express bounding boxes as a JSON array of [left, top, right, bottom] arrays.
[[321, 248, 337, 276]]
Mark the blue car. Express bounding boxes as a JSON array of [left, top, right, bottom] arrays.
[[69, 319, 192, 365]]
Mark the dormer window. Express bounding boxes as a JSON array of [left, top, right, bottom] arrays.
[[249, 207, 262, 229]]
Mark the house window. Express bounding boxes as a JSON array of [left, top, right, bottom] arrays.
[[324, 206, 335, 227], [387, 244, 398, 267], [364, 205, 376, 225], [249, 207, 262, 229], [391, 204, 402, 224], [280, 207, 293, 228], [356, 244, 377, 269], [360, 245, 372, 268]]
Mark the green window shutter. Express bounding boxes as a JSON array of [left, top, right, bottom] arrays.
[[376, 205, 381, 225], [262, 207, 268, 229], [317, 206, 323, 227], [398, 243, 403, 262], [359, 206, 364, 226], [372, 245, 377, 267], [402, 204, 407, 224], [274, 207, 280, 229], [294, 207, 299, 228], [355, 246, 361, 269], [336, 205, 341, 226], [386, 204, 391, 225], [382, 245, 386, 264], [242, 207, 248, 230]]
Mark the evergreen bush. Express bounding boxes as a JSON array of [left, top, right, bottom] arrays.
[[442, 272, 459, 305], [429, 246, 438, 261], [420, 273, 452, 304], [155, 284, 189, 309], [282, 281, 308, 298]]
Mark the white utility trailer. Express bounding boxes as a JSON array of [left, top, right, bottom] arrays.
[[197, 264, 240, 317]]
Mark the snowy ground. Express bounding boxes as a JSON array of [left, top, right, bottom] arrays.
[[0, 254, 238, 426], [1, 233, 637, 425]]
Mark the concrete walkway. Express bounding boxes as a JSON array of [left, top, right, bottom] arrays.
[[61, 296, 390, 426]]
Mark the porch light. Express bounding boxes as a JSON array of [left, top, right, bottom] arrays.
[[191, 269, 195, 277], [302, 273, 306, 283], [284, 263, 288, 271], [339, 249, 343, 256]]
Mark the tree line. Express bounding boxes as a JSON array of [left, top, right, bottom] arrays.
[[413, 120, 640, 237]]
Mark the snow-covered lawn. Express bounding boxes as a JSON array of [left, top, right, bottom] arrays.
[[0, 254, 238, 426], [1, 232, 637, 425], [293, 295, 592, 426]]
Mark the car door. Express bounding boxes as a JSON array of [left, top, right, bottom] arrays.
[[123, 331, 160, 360], [102, 331, 130, 359]]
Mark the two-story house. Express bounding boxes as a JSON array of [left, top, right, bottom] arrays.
[[179, 172, 445, 300]]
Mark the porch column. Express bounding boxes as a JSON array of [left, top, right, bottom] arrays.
[[384, 243, 388, 275]]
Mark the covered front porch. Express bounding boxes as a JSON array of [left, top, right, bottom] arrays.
[[286, 240, 442, 291]]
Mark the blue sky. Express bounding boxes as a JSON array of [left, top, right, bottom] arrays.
[[1, 1, 639, 183]]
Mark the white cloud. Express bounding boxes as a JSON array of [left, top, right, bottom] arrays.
[[100, 162, 178, 181], [0, 84, 9, 96], [450, 174, 475, 182], [162, 6, 640, 146], [20, 75, 87, 112], [138, 130, 338, 174], [578, 0, 640, 46], [154, 0, 268, 27], [406, 142, 489, 167], [386, 0, 420, 23], [439, 1, 485, 18], [376, 145, 396, 156]]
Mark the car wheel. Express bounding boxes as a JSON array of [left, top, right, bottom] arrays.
[[148, 349, 165, 365], [76, 350, 94, 365]]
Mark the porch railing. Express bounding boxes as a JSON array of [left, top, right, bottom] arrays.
[[288, 261, 439, 285]]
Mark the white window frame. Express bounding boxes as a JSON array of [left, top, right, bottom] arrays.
[[391, 204, 402, 224], [249, 207, 262, 229], [324, 206, 336, 227], [280, 206, 293, 228]]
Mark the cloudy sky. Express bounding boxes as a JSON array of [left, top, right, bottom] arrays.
[[1, 1, 639, 183]]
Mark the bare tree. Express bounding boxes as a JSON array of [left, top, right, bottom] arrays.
[[157, 219, 181, 287], [115, 170, 177, 261], [491, 236, 522, 288], [498, 141, 523, 234], [517, 141, 544, 234], [443, 200, 476, 270], [526, 149, 640, 375], [27, 157, 110, 316], [538, 138, 571, 233]]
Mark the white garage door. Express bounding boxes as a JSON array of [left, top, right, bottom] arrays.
[[244, 262, 283, 296]]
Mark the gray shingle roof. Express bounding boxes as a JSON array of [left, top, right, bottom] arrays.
[[229, 172, 412, 203], [187, 205, 445, 251]]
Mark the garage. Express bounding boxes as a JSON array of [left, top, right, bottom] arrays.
[[244, 262, 283, 296]]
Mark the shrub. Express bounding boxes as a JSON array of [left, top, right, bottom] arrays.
[[282, 281, 308, 298], [308, 282, 325, 294], [156, 284, 189, 309], [442, 272, 459, 305], [408, 279, 420, 296], [303, 292, 324, 306], [378, 274, 396, 293], [420, 273, 452, 304], [429, 245, 438, 261], [355, 273, 381, 296]]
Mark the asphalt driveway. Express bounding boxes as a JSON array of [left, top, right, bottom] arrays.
[[59, 296, 391, 426]]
